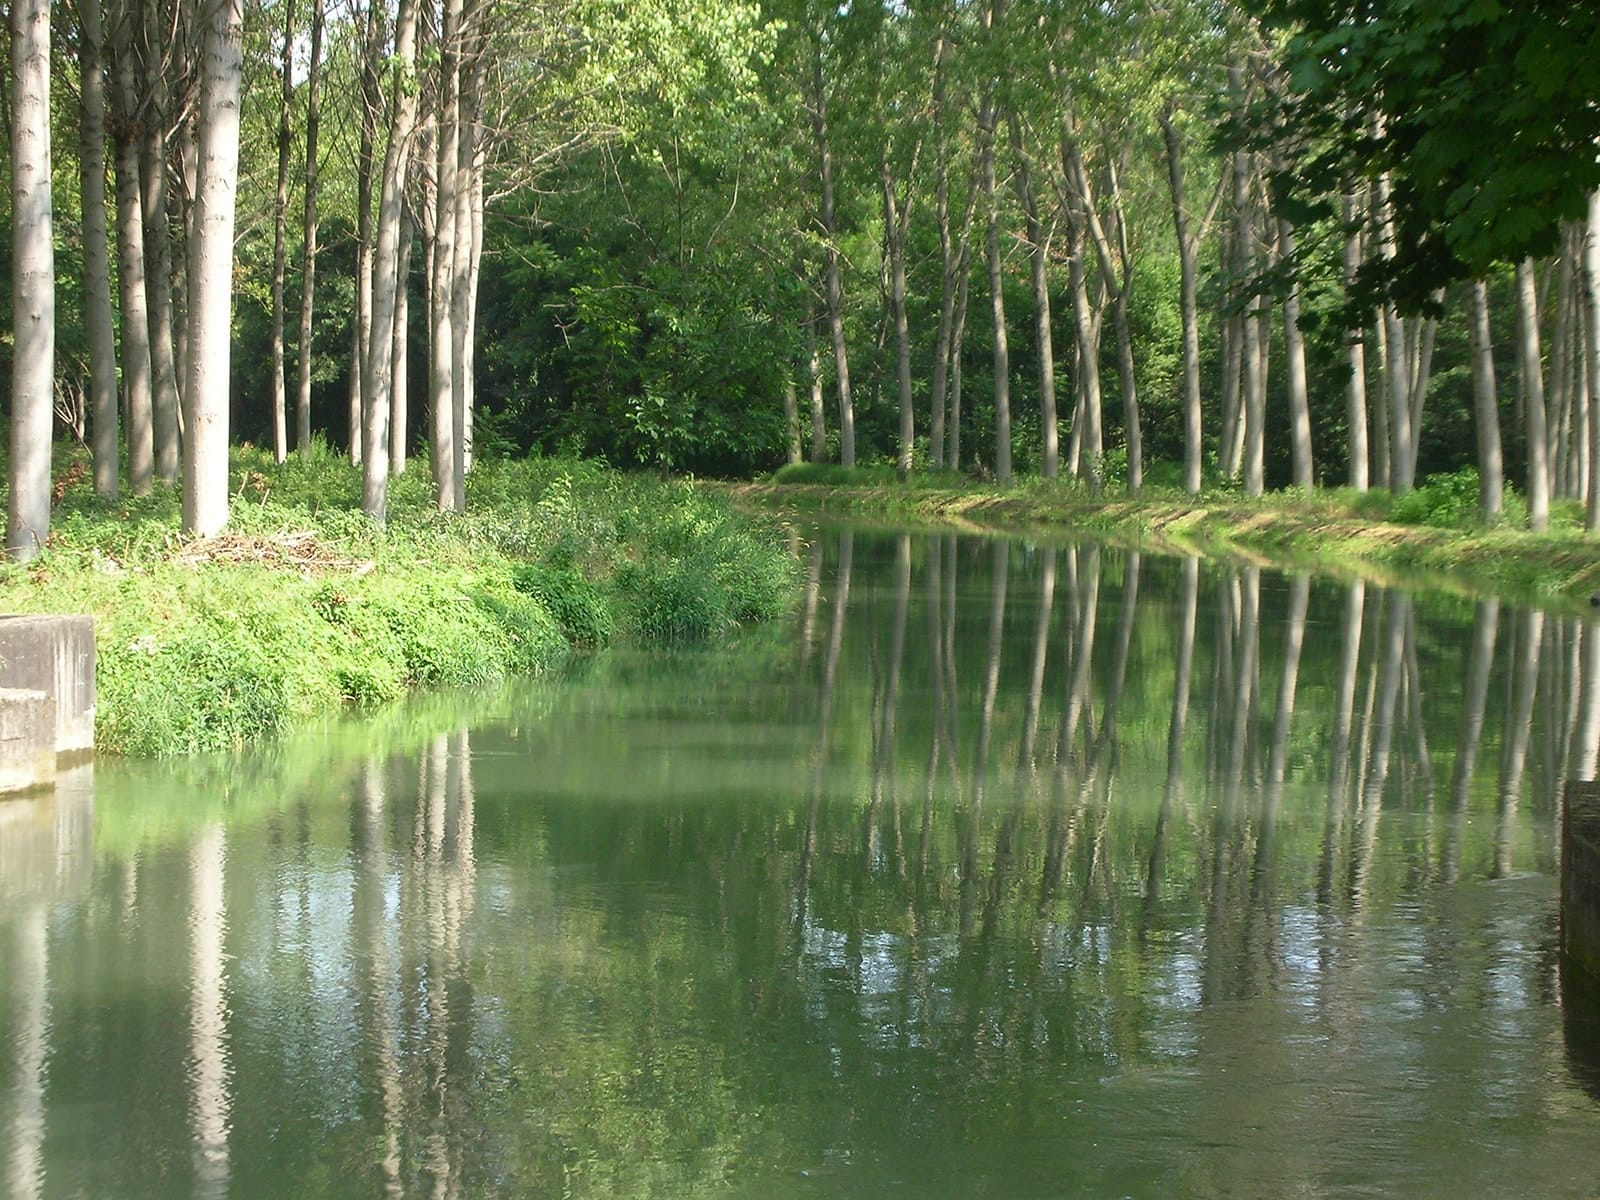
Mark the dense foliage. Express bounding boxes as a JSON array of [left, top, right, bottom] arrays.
[[0, 447, 797, 754]]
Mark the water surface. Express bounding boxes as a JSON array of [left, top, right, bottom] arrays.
[[5, 527, 1600, 1198]]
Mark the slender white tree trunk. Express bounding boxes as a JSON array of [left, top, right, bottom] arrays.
[[269, 0, 296, 464], [79, 0, 119, 497], [1341, 187, 1370, 490], [1469, 279, 1504, 520], [882, 157, 916, 479], [390, 206, 412, 475], [1280, 218, 1314, 488], [182, 0, 244, 538], [1012, 116, 1056, 478], [979, 83, 1010, 483], [140, 0, 180, 485], [810, 39, 854, 467], [1584, 191, 1600, 532], [1517, 257, 1551, 531], [295, 0, 324, 457], [362, 0, 421, 521], [109, 0, 153, 493], [8, 0, 54, 560], [430, 0, 462, 510]]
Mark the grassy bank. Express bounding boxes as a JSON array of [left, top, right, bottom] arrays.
[[730, 465, 1600, 609], [1, 448, 797, 756]]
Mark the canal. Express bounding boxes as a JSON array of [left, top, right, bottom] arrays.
[[5, 526, 1600, 1198]]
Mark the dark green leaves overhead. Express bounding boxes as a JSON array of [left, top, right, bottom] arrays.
[[1251, 0, 1600, 310]]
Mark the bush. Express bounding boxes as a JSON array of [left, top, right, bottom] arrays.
[[1390, 468, 1519, 529]]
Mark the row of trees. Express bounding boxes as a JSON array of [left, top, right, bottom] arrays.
[[7, 0, 1600, 555]]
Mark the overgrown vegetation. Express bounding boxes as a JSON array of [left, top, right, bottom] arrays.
[[0, 446, 799, 756]]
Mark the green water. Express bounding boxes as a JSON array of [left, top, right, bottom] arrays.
[[5, 528, 1600, 1198]]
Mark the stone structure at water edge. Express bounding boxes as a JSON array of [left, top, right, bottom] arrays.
[[0, 615, 95, 795]]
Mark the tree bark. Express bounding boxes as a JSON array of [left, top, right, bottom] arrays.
[[181, 0, 243, 538], [1012, 115, 1057, 478], [1160, 112, 1213, 496], [429, 0, 463, 510], [1469, 279, 1504, 520], [1341, 187, 1370, 490], [79, 0, 119, 498], [1233, 117, 1265, 497], [390, 205, 412, 475], [108, 0, 153, 493], [269, 0, 296, 464], [1280, 218, 1314, 488], [362, 0, 421, 521], [977, 56, 1010, 484], [8, 0, 54, 560], [810, 37, 854, 467], [882, 156, 916, 479], [805, 287, 825, 461], [140, 0, 180, 485], [1585, 192, 1600, 532], [1517, 256, 1551, 531], [295, 0, 324, 458], [350, 0, 383, 466]]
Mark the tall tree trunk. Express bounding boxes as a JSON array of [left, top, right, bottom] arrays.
[[1233, 116, 1265, 497], [390, 206, 412, 475], [429, 0, 463, 510], [1517, 256, 1551, 531], [79, 0, 119, 497], [8, 0, 54, 560], [810, 40, 854, 467], [950, 264, 970, 473], [928, 34, 954, 472], [1068, 138, 1142, 493], [350, 0, 383, 466], [269, 0, 296, 464], [109, 0, 153, 493], [1584, 192, 1600, 532], [1160, 112, 1206, 496], [1065, 207, 1103, 489], [1011, 116, 1062, 480], [182, 0, 243, 538], [1469, 279, 1504, 521], [805, 288, 826, 461], [461, 146, 485, 477], [449, 7, 482, 504], [1341, 187, 1370, 490], [295, 0, 324, 457], [141, 0, 180, 485], [978, 84, 1010, 483], [1012, 115, 1057, 478], [361, 0, 421, 521], [1280, 218, 1314, 488], [1374, 171, 1414, 493], [882, 157, 916, 479]]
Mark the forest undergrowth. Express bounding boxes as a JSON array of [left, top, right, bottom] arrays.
[[0, 445, 799, 755]]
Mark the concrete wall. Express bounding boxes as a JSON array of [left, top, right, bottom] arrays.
[[0, 614, 94, 755]]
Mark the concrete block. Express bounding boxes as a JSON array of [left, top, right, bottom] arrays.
[[0, 614, 95, 753], [0, 688, 56, 795]]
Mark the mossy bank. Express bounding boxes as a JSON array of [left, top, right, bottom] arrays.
[[729, 466, 1600, 610], [0, 449, 798, 756]]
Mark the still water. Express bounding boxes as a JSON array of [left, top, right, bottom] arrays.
[[5, 527, 1600, 1198]]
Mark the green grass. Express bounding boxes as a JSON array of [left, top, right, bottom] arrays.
[[725, 471, 1600, 609], [1, 445, 800, 755]]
